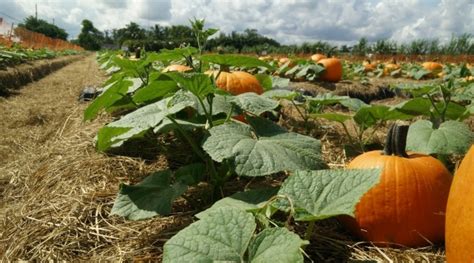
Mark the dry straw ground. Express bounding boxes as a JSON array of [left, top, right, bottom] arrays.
[[0, 55, 446, 262]]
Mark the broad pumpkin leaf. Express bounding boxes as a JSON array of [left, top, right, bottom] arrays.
[[354, 105, 412, 128], [163, 207, 256, 262], [84, 80, 133, 121], [248, 227, 307, 263], [307, 93, 350, 105], [406, 120, 474, 155], [110, 170, 188, 220], [154, 47, 198, 61], [276, 169, 381, 221], [166, 72, 215, 98], [196, 188, 278, 219], [96, 96, 193, 151], [270, 76, 290, 89], [231, 93, 279, 115], [200, 54, 273, 69], [132, 80, 178, 105], [263, 89, 298, 100], [202, 116, 326, 176], [163, 207, 306, 263], [394, 98, 468, 120]]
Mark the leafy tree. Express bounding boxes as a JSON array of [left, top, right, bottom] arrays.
[[77, 19, 103, 50], [18, 16, 68, 40]]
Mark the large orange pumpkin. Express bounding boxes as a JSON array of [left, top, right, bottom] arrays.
[[383, 63, 401, 76], [446, 145, 474, 262], [163, 64, 192, 72], [318, 58, 342, 82], [422, 62, 443, 78], [310, 53, 327, 62], [343, 125, 452, 247], [206, 71, 263, 95]]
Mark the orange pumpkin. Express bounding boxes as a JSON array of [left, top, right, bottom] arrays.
[[163, 64, 192, 72], [310, 53, 327, 62], [318, 58, 342, 82], [343, 125, 452, 247], [206, 71, 263, 95], [363, 60, 377, 72], [446, 145, 474, 262], [278, 57, 295, 67], [383, 63, 401, 76], [422, 62, 443, 78]]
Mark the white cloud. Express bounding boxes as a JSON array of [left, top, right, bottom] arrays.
[[0, 0, 471, 44]]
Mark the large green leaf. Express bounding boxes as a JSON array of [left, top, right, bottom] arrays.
[[406, 120, 473, 154], [263, 89, 298, 100], [394, 98, 468, 120], [202, 116, 326, 176], [166, 72, 215, 98], [231, 93, 279, 115], [248, 228, 307, 263], [196, 188, 278, 219], [154, 47, 198, 61], [110, 170, 188, 220], [354, 105, 412, 128], [96, 96, 193, 151], [132, 80, 178, 105], [163, 207, 305, 263], [84, 80, 133, 121], [163, 207, 256, 262], [277, 169, 381, 221], [200, 54, 273, 69]]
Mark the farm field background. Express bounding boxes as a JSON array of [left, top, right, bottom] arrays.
[[1, 1, 474, 262]]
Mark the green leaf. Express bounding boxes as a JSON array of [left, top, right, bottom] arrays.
[[263, 89, 298, 100], [277, 169, 381, 221], [200, 54, 273, 69], [132, 80, 178, 105], [96, 96, 193, 151], [309, 113, 352, 123], [84, 80, 132, 121], [163, 207, 256, 263], [196, 188, 278, 219], [406, 120, 474, 154], [354, 105, 412, 128], [231, 93, 279, 115], [248, 228, 307, 263], [166, 72, 215, 98], [255, 74, 273, 91], [110, 170, 188, 220], [394, 98, 468, 120], [202, 116, 326, 176], [155, 47, 198, 61], [270, 76, 290, 89], [175, 163, 206, 186]]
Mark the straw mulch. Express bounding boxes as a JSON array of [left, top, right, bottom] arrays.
[[0, 55, 446, 262]]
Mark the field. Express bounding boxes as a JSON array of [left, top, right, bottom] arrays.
[[0, 43, 472, 261]]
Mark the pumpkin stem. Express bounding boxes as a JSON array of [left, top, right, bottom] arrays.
[[383, 124, 395, 155], [220, 65, 230, 72], [383, 124, 409, 157], [394, 125, 409, 158]]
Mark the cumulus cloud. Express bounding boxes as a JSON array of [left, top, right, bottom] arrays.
[[0, 0, 471, 44]]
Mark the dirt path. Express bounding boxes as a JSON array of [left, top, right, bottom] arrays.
[[0, 55, 176, 261]]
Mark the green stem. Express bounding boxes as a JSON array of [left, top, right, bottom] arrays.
[[291, 100, 309, 132], [304, 221, 315, 241], [167, 116, 206, 161], [196, 96, 213, 128], [341, 122, 355, 145]]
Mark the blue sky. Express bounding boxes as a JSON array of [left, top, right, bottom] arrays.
[[0, 0, 472, 45]]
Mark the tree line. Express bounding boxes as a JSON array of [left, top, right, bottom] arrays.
[[16, 17, 474, 56]]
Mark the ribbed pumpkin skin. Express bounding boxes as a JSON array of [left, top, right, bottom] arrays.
[[208, 71, 263, 95], [422, 62, 443, 74], [318, 58, 342, 82], [446, 145, 474, 263], [345, 151, 452, 247], [310, 53, 327, 62], [163, 64, 192, 72]]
